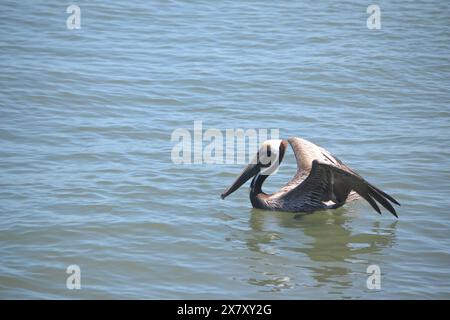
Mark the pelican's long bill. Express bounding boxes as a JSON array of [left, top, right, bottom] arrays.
[[220, 162, 260, 200]]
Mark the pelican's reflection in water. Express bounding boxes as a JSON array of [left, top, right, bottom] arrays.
[[245, 208, 397, 294]]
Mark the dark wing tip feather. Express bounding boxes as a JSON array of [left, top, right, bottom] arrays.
[[370, 184, 401, 206], [367, 186, 399, 218], [360, 193, 382, 215]]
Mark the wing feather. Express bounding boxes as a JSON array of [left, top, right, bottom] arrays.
[[281, 138, 400, 217]]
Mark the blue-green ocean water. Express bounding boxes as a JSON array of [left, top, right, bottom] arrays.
[[1, 1, 450, 299]]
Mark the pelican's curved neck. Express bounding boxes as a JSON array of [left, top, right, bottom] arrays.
[[250, 173, 269, 208]]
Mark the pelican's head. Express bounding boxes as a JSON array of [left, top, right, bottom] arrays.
[[221, 139, 288, 199]]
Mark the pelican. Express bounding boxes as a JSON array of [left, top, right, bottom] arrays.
[[221, 137, 400, 217]]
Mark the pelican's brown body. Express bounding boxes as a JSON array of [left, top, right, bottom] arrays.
[[221, 137, 400, 217]]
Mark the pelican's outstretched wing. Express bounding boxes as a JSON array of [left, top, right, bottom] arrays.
[[282, 137, 400, 216]]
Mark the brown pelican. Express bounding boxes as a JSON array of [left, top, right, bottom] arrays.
[[221, 137, 400, 217]]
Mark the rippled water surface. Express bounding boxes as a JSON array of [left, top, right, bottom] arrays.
[[1, 1, 450, 299]]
